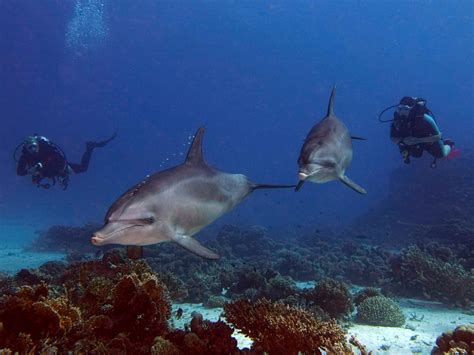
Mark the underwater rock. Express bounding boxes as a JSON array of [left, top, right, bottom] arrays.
[[224, 298, 352, 354], [432, 324, 474, 354], [356, 295, 405, 327]]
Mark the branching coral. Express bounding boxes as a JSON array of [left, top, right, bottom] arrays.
[[432, 324, 474, 354], [224, 298, 352, 354], [356, 296, 405, 327]]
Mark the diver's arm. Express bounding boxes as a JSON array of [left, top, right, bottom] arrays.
[[16, 156, 29, 176], [390, 122, 405, 144], [402, 134, 442, 145], [401, 114, 442, 145]]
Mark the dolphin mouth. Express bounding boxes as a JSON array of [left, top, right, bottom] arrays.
[[91, 222, 144, 246], [298, 167, 322, 181], [298, 172, 309, 181]]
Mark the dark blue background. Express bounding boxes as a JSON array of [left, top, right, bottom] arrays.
[[1, 0, 472, 235]]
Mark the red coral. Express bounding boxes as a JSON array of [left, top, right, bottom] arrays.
[[224, 298, 352, 355]]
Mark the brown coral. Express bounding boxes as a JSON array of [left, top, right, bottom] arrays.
[[166, 311, 239, 354], [224, 298, 352, 355], [0, 251, 172, 354], [432, 324, 474, 354], [0, 282, 80, 353]]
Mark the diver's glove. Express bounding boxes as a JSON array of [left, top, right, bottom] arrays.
[[28, 162, 43, 175]]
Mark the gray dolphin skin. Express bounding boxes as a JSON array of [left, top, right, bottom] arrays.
[[296, 86, 367, 194], [91, 128, 294, 259]]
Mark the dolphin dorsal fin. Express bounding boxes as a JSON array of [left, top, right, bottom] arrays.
[[185, 127, 205, 165], [326, 85, 337, 117]]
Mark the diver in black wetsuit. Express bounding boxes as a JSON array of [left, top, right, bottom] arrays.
[[15, 133, 116, 190], [384, 96, 456, 166]]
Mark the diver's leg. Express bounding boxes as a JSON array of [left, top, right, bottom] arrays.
[[427, 141, 451, 159], [69, 145, 93, 174], [69, 133, 116, 174], [87, 132, 117, 149]]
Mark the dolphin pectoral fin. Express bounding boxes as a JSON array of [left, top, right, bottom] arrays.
[[351, 136, 367, 140], [295, 180, 305, 191], [126, 245, 143, 260], [173, 234, 220, 260], [339, 175, 367, 195]]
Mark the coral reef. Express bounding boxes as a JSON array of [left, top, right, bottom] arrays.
[[303, 278, 354, 319], [224, 298, 352, 354], [0, 250, 173, 353], [432, 324, 474, 354], [354, 287, 383, 306], [167, 311, 240, 354], [356, 296, 405, 327], [391, 245, 474, 308], [0, 282, 80, 353]]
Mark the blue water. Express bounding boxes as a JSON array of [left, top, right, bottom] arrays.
[[1, 0, 472, 233]]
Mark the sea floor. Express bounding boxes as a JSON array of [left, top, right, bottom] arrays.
[[1, 223, 472, 354], [171, 296, 474, 354], [0, 222, 65, 274]]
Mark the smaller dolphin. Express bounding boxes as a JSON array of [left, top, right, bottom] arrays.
[[92, 128, 294, 259], [296, 86, 367, 194]]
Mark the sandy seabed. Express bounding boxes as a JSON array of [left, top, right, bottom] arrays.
[[0, 223, 65, 274]]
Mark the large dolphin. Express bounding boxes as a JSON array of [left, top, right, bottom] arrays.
[[92, 128, 293, 259], [296, 86, 367, 194]]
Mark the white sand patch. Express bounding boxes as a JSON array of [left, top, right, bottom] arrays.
[[347, 298, 474, 354], [170, 303, 253, 349]]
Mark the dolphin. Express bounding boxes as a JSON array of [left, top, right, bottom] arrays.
[[91, 128, 294, 259], [296, 86, 367, 194]]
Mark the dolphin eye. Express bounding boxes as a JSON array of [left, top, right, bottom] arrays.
[[142, 217, 155, 224], [318, 141, 323, 146]]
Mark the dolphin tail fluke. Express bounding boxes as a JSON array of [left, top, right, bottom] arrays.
[[173, 234, 220, 260], [252, 183, 296, 190], [185, 127, 206, 165], [339, 175, 367, 195], [126, 245, 143, 260], [295, 180, 305, 191], [326, 85, 337, 117]]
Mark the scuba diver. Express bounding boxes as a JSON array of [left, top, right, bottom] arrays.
[[379, 96, 460, 167], [14, 133, 117, 190]]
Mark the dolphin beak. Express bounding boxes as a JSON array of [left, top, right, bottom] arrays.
[[298, 172, 308, 181], [91, 233, 105, 246]]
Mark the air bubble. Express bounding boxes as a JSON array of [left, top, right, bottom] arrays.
[[65, 0, 109, 58]]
